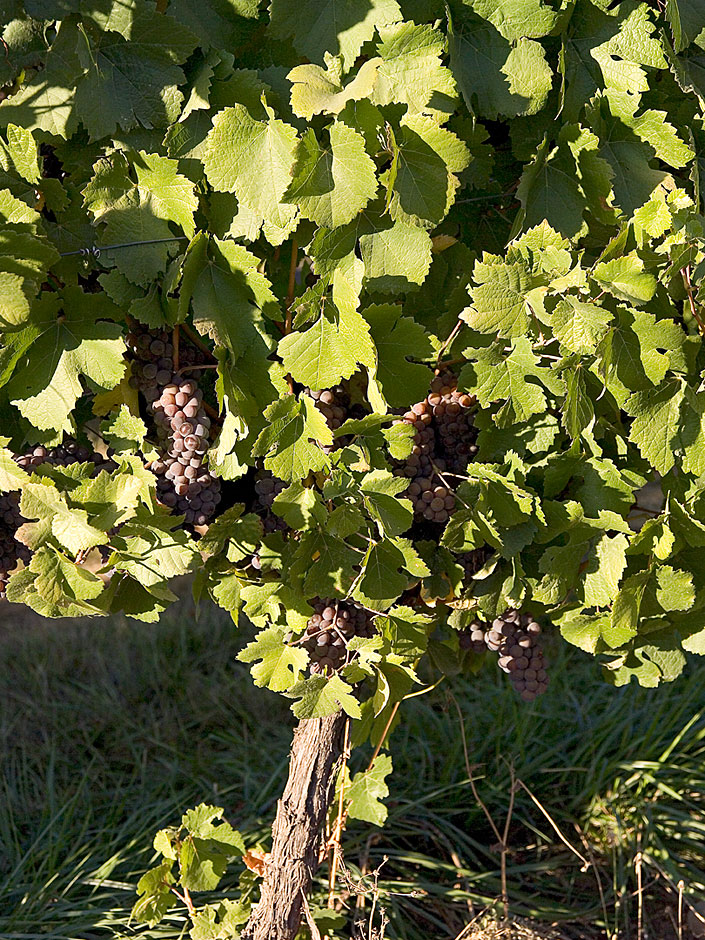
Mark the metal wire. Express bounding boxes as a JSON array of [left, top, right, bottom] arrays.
[[59, 236, 189, 258]]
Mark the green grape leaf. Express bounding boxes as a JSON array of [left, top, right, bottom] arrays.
[[460, 338, 548, 421], [551, 296, 612, 354], [287, 674, 361, 719], [449, 10, 552, 119], [604, 570, 651, 648], [17, 480, 106, 554], [5, 123, 40, 183], [252, 395, 332, 481], [562, 367, 594, 438], [387, 115, 470, 225], [278, 299, 376, 389], [583, 533, 628, 607], [288, 56, 380, 120], [268, 0, 402, 72], [467, 0, 567, 41], [182, 234, 281, 352], [373, 21, 457, 115], [359, 221, 432, 292], [238, 626, 310, 692], [131, 860, 175, 928], [592, 254, 657, 305], [0, 443, 28, 491], [360, 469, 413, 537], [362, 304, 433, 409], [204, 104, 299, 239], [272, 481, 327, 530], [30, 544, 104, 607], [342, 753, 392, 826], [8, 290, 125, 432], [656, 565, 695, 612], [283, 123, 377, 228], [102, 405, 147, 452], [626, 380, 685, 475], [463, 256, 536, 338], [112, 512, 199, 587]]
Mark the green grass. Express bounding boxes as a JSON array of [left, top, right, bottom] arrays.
[[1, 600, 705, 939]]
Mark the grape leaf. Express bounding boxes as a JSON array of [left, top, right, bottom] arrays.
[[656, 565, 695, 611], [239, 621, 308, 691], [449, 9, 552, 119], [592, 254, 657, 305], [278, 299, 375, 389], [17, 480, 105, 554], [361, 303, 434, 408], [252, 395, 333, 481], [626, 380, 685, 474], [343, 753, 392, 825], [460, 339, 548, 422], [583, 533, 628, 607], [288, 56, 380, 120], [204, 104, 299, 239], [283, 122, 377, 228], [373, 21, 457, 115], [359, 221, 432, 292], [8, 290, 124, 432], [287, 674, 361, 719], [268, 0, 402, 72], [387, 115, 470, 225]]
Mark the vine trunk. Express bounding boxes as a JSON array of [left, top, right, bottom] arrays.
[[241, 710, 347, 940]]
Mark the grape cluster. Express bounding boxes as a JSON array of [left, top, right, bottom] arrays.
[[485, 610, 548, 702], [149, 379, 221, 526], [396, 372, 478, 524], [0, 493, 31, 598], [126, 324, 221, 526], [14, 440, 112, 473], [253, 471, 287, 533], [302, 598, 376, 675]]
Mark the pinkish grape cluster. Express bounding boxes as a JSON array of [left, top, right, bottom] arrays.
[[485, 610, 549, 702], [126, 324, 221, 526], [14, 440, 113, 472], [149, 378, 221, 526], [395, 372, 478, 524], [302, 598, 376, 675]]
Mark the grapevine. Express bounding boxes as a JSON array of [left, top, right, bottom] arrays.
[[0, 0, 704, 936]]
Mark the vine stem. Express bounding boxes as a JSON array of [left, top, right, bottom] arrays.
[[241, 711, 347, 940], [178, 322, 217, 359], [173, 325, 180, 371], [365, 701, 400, 774], [435, 317, 464, 368], [284, 238, 298, 394], [681, 265, 705, 336], [326, 717, 351, 907]]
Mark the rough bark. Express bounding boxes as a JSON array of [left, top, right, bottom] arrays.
[[241, 709, 347, 940]]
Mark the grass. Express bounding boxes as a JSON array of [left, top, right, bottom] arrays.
[[2, 598, 705, 939]]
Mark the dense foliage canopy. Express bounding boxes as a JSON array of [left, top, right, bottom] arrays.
[[2, 0, 705, 752]]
